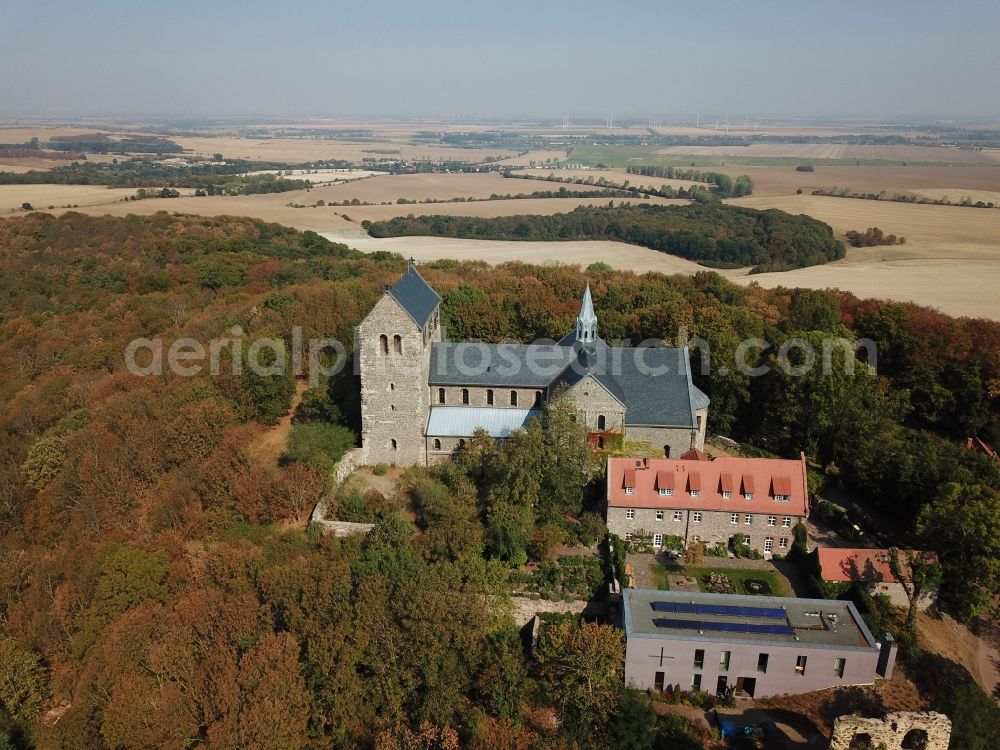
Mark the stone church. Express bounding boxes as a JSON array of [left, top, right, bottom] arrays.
[[357, 263, 709, 466]]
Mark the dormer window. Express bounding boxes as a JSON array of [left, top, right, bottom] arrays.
[[774, 494, 789, 502], [722, 491, 731, 499], [658, 488, 672, 496], [690, 490, 700, 498], [625, 487, 634, 496], [745, 493, 753, 501]]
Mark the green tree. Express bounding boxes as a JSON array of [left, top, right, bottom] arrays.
[[916, 482, 1000, 618], [0, 637, 48, 725], [535, 619, 624, 737], [286, 421, 356, 474]]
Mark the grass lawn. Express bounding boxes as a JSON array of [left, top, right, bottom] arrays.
[[651, 563, 790, 597]]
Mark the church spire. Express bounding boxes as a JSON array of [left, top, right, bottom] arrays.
[[576, 283, 598, 343]]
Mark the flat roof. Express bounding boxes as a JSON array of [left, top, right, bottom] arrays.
[[425, 406, 540, 438], [623, 588, 878, 651]]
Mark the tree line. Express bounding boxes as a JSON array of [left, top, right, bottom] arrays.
[[363, 203, 845, 272]]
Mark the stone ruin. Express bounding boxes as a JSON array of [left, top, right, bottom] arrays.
[[829, 711, 952, 750]]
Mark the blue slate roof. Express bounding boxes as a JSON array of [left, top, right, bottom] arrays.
[[386, 265, 441, 328], [430, 339, 707, 428], [425, 406, 541, 438]]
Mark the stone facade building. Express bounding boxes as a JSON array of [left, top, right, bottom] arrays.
[[357, 264, 709, 466], [623, 589, 898, 699], [606, 453, 810, 557], [817, 547, 939, 610]]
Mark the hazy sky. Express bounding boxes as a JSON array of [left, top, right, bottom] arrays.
[[3, 0, 999, 120]]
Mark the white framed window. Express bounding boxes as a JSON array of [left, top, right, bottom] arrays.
[[655, 510, 664, 521], [764, 537, 773, 553], [653, 533, 663, 548], [745, 514, 753, 525], [782, 517, 791, 528], [730, 513, 739, 524], [625, 508, 635, 519], [693, 512, 702, 523], [659, 488, 673, 496], [690, 489, 700, 498], [779, 537, 788, 549], [673, 511, 683, 522], [625, 486, 634, 495], [774, 494, 789, 502], [768, 515, 776, 527], [722, 491, 731, 499], [624, 532, 633, 542], [745, 492, 753, 501]]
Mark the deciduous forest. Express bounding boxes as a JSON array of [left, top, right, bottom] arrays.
[[362, 204, 847, 272], [0, 212, 997, 749]]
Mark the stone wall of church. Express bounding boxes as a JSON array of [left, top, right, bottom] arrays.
[[624, 426, 697, 459], [562, 375, 626, 432], [357, 295, 436, 467]]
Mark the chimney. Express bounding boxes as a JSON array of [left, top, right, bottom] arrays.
[[877, 632, 898, 679]]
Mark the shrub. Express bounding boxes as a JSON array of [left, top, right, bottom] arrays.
[[372, 462, 390, 476]]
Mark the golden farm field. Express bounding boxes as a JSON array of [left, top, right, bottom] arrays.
[[714, 165, 1000, 198], [655, 143, 998, 165], [166, 134, 516, 164], [0, 184, 151, 213]]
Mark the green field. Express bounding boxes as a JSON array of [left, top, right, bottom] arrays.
[[564, 144, 974, 169]]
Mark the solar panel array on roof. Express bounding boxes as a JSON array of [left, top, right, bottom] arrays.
[[653, 618, 795, 636], [651, 601, 787, 619]]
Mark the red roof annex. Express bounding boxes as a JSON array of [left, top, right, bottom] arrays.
[[608, 454, 809, 516], [817, 547, 938, 584]]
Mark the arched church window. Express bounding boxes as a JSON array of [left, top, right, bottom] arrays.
[[510, 390, 518, 406], [392, 335, 402, 354], [433, 438, 441, 450], [486, 389, 494, 405], [598, 414, 606, 431], [438, 388, 445, 404], [390, 439, 397, 450], [379, 335, 388, 354], [462, 388, 469, 404]]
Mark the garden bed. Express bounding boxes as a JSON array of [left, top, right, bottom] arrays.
[[509, 555, 605, 601]]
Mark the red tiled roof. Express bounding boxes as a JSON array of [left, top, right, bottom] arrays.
[[607, 454, 809, 516], [680, 448, 709, 461], [656, 470, 674, 491], [623, 467, 636, 488], [772, 475, 792, 496], [817, 547, 939, 584], [687, 471, 701, 492], [719, 472, 734, 494]]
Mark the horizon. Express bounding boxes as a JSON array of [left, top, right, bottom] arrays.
[[3, 0, 1000, 121]]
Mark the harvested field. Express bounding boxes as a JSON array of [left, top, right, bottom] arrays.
[[322, 231, 708, 276], [517, 168, 703, 192], [65, 195, 358, 233], [0, 184, 149, 213], [498, 149, 567, 167], [167, 135, 516, 164], [299, 172, 558, 204], [718, 194, 1000, 319], [711, 165, 1000, 198], [655, 143, 997, 165], [341, 196, 681, 224]]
